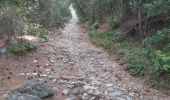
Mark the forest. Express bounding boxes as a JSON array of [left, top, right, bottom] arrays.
[[72, 0, 170, 89], [0, 0, 170, 100]]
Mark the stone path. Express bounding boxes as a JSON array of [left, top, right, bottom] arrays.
[[2, 7, 170, 100], [34, 7, 168, 100]]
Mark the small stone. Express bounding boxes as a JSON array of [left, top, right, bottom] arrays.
[[83, 85, 96, 91], [82, 93, 90, 100], [42, 52, 49, 56], [72, 88, 82, 96], [62, 89, 70, 96], [128, 92, 136, 97], [92, 80, 101, 86], [40, 74, 47, 77], [115, 97, 126, 100], [90, 96, 96, 100], [44, 69, 51, 72], [126, 96, 132, 100], [6, 92, 41, 100], [33, 60, 38, 63], [50, 59, 54, 63], [68, 84, 75, 89], [52, 87, 59, 93], [38, 78, 44, 82], [45, 63, 50, 66], [48, 75, 58, 80], [52, 79, 57, 82], [104, 90, 109, 95], [109, 91, 123, 97], [65, 97, 76, 100], [107, 87, 114, 92], [32, 73, 38, 76], [105, 83, 113, 87], [26, 73, 31, 76], [90, 90, 103, 97], [18, 73, 26, 76]]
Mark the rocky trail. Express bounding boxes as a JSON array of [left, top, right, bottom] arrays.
[[0, 7, 169, 100]]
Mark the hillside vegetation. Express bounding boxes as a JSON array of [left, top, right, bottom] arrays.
[[72, 0, 170, 89], [0, 0, 71, 55]]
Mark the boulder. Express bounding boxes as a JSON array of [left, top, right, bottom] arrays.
[[6, 81, 55, 100], [6, 92, 41, 100], [18, 81, 55, 98]]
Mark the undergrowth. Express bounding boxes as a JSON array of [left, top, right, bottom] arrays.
[[90, 26, 170, 90], [26, 23, 49, 42], [8, 42, 37, 56]]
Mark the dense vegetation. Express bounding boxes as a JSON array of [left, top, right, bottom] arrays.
[[72, 0, 170, 89], [0, 0, 71, 55]]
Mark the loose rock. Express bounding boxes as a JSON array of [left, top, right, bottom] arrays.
[[6, 92, 41, 100], [18, 81, 55, 98]]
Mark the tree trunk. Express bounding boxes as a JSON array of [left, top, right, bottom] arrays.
[[137, 0, 144, 38]]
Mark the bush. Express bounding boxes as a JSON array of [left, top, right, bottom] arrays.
[[8, 42, 37, 55], [26, 23, 49, 41], [90, 22, 99, 30], [90, 27, 170, 89], [142, 28, 170, 50], [90, 30, 114, 51], [123, 49, 150, 76], [0, 8, 24, 40], [152, 50, 170, 75]]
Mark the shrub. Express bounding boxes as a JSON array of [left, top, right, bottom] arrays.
[[152, 50, 170, 75], [90, 27, 170, 88], [0, 8, 24, 40], [90, 30, 114, 51], [26, 23, 49, 41], [8, 42, 37, 55], [142, 28, 170, 50], [90, 22, 99, 29], [123, 49, 150, 76]]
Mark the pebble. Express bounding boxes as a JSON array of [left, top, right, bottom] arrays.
[[40, 74, 47, 77], [33, 60, 38, 63], [65, 97, 76, 100], [105, 83, 113, 87], [44, 69, 51, 72], [6, 92, 41, 100], [82, 93, 90, 100], [18, 73, 26, 76], [62, 89, 70, 96], [32, 73, 38, 76], [109, 91, 123, 97]]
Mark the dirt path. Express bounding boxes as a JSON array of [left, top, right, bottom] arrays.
[[0, 7, 169, 100]]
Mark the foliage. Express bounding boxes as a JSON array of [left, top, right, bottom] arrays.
[[26, 23, 49, 41], [142, 29, 170, 50], [0, 0, 71, 35], [0, 0, 71, 53], [72, 0, 170, 38], [153, 50, 170, 74], [144, 0, 170, 17], [0, 8, 24, 38], [90, 30, 113, 50], [28, 0, 71, 28], [90, 27, 170, 89], [90, 22, 100, 30], [8, 42, 37, 56]]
